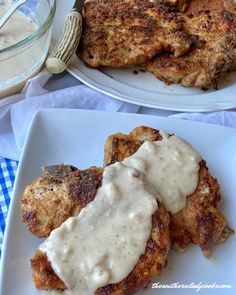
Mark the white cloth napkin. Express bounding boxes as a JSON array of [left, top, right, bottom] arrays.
[[0, 69, 236, 161]]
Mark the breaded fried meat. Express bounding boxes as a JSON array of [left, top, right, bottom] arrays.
[[104, 126, 234, 256]]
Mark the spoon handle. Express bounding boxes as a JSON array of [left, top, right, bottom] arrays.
[[0, 0, 28, 30], [45, 10, 83, 74]]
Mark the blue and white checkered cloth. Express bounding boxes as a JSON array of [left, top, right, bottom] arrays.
[[0, 158, 18, 257]]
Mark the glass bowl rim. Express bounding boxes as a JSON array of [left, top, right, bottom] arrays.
[[0, 0, 56, 54]]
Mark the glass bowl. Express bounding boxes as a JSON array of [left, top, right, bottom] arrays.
[[0, 0, 56, 98]]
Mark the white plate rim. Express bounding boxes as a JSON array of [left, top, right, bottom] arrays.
[[0, 109, 39, 292], [67, 57, 236, 112]]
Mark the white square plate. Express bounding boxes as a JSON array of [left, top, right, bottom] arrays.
[[0, 109, 236, 295]]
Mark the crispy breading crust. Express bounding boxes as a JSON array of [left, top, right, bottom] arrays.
[[103, 126, 234, 256], [104, 126, 162, 166], [161, 0, 189, 11], [79, 0, 192, 67], [21, 166, 103, 237], [31, 204, 170, 293], [31, 250, 66, 290], [169, 161, 232, 256], [224, 0, 236, 14], [145, 0, 236, 88]]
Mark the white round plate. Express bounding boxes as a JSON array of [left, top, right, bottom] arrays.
[[52, 0, 236, 112]]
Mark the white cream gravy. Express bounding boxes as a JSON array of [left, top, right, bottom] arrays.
[[123, 132, 202, 214], [0, 6, 36, 50], [40, 162, 158, 295], [0, 6, 39, 96], [40, 132, 202, 295]]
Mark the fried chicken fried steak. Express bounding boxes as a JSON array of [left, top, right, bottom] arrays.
[[23, 165, 170, 293], [145, 0, 236, 88], [22, 165, 103, 238], [79, 0, 236, 88], [104, 126, 234, 256], [31, 204, 170, 293], [79, 0, 192, 67]]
